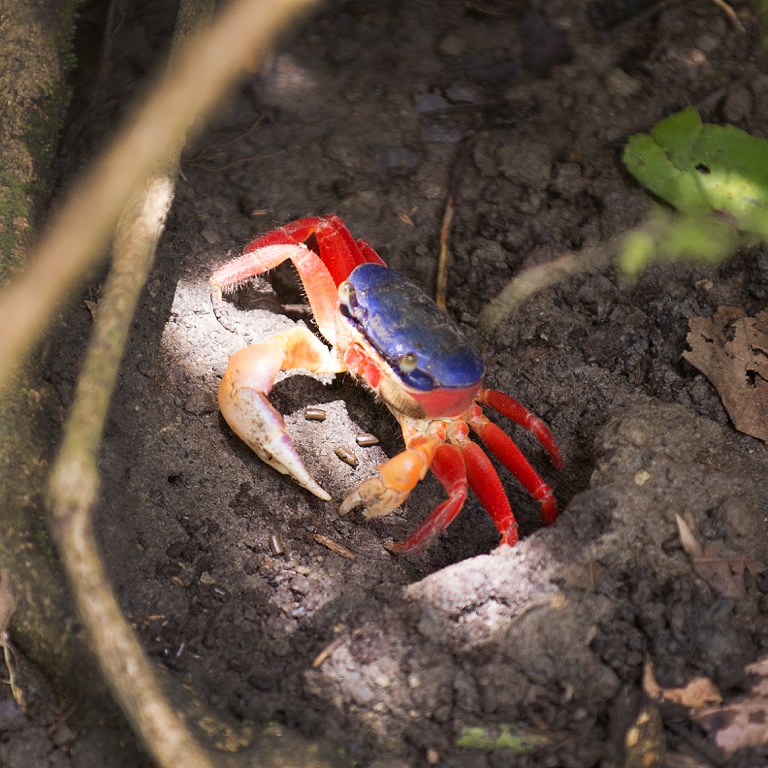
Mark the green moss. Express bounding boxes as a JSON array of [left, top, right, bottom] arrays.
[[0, 0, 80, 278]]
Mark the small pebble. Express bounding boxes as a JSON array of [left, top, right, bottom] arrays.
[[696, 32, 721, 53], [437, 34, 466, 57], [200, 227, 222, 245], [634, 470, 651, 487], [421, 123, 466, 144], [446, 79, 485, 105], [381, 146, 421, 176], [466, 59, 517, 87], [183, 391, 217, 416], [605, 68, 642, 98], [723, 85, 752, 124], [415, 92, 449, 114]]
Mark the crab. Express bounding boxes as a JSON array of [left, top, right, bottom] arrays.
[[211, 215, 563, 553]]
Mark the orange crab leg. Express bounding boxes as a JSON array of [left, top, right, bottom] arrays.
[[389, 443, 468, 553], [469, 407, 558, 527], [218, 326, 345, 500]]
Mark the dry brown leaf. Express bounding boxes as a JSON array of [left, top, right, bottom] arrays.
[[675, 514, 764, 599], [643, 657, 722, 710], [683, 307, 768, 442], [745, 657, 768, 696], [697, 654, 768, 754], [699, 699, 768, 754]]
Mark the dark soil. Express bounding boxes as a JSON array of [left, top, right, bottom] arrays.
[[6, 0, 768, 766]]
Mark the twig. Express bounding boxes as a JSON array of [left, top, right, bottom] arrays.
[[46, 169, 217, 766], [708, 0, 745, 32], [313, 533, 358, 560], [0, 0, 319, 394], [435, 137, 472, 310], [479, 239, 617, 330], [435, 197, 454, 310]]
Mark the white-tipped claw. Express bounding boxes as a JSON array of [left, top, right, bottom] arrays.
[[220, 377, 330, 501]]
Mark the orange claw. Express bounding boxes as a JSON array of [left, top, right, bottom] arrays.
[[339, 431, 440, 519]]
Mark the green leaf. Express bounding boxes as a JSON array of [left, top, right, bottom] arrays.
[[621, 107, 768, 272], [623, 106, 768, 231]]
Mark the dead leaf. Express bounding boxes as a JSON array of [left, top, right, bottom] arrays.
[[675, 514, 764, 599], [745, 657, 768, 696], [696, 654, 768, 754], [683, 307, 768, 442], [699, 699, 768, 754], [84, 299, 99, 319], [643, 657, 722, 710]]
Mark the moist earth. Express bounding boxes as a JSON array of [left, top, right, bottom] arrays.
[[6, 0, 768, 766]]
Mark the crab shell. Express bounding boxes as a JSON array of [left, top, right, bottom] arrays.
[[338, 263, 485, 420]]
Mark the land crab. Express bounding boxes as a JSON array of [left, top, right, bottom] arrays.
[[211, 215, 563, 552]]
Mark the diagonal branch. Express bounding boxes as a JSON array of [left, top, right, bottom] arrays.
[[45, 176, 204, 767], [41, 0, 332, 766]]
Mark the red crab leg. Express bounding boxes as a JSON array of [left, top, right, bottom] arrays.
[[461, 439, 520, 546], [479, 389, 564, 469], [469, 407, 558, 526], [389, 443, 468, 554], [239, 215, 384, 286]]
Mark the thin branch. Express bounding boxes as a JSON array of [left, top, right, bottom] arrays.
[[41, 0, 322, 766], [479, 239, 617, 330], [435, 137, 472, 310], [46, 172, 217, 768]]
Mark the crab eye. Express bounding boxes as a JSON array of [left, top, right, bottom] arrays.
[[398, 352, 418, 373], [338, 281, 355, 305]]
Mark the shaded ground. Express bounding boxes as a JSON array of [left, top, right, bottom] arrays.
[[5, 0, 768, 766]]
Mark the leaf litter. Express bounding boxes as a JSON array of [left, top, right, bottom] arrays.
[[683, 307, 768, 442]]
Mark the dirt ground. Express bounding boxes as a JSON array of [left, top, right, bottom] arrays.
[[6, 0, 768, 766]]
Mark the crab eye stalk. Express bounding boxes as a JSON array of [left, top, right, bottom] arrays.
[[338, 281, 355, 305], [398, 352, 418, 373]]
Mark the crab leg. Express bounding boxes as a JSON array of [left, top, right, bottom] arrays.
[[478, 389, 564, 469], [460, 440, 520, 546], [389, 443, 468, 553], [216, 216, 385, 289], [218, 326, 345, 500], [338, 427, 441, 519], [449, 420, 521, 547], [211, 243, 339, 342], [468, 406, 558, 527]]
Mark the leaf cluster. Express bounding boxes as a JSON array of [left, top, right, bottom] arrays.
[[621, 106, 768, 273]]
